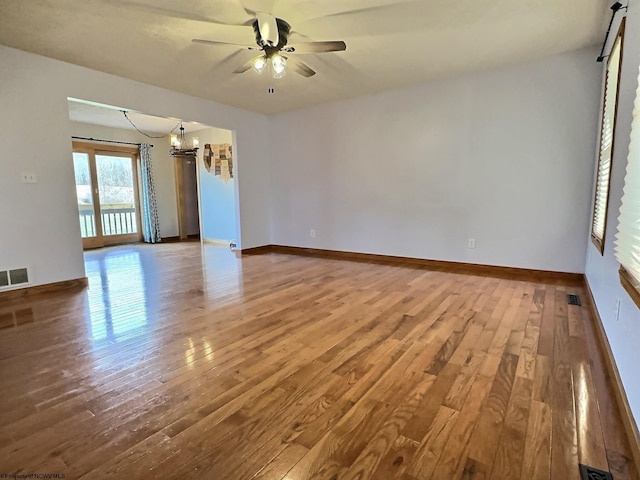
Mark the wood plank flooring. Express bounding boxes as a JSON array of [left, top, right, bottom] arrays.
[[0, 243, 637, 480]]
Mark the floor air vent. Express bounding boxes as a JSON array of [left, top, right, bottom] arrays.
[[579, 464, 614, 480], [567, 294, 581, 306]]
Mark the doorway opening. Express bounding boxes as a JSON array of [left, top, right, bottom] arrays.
[[175, 156, 200, 241], [67, 98, 239, 249]]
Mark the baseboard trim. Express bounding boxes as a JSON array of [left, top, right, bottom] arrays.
[[161, 236, 181, 243], [240, 244, 583, 284], [584, 279, 640, 472], [0, 277, 89, 301], [240, 245, 276, 256], [161, 235, 200, 243]]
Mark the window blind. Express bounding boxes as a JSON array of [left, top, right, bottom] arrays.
[[615, 64, 640, 284], [591, 28, 624, 251]]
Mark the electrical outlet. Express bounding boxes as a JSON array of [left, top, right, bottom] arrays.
[[467, 238, 476, 249], [309, 229, 316, 238], [21, 172, 37, 184], [615, 298, 621, 322]]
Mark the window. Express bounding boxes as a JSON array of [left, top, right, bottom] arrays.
[[591, 19, 625, 253], [72, 142, 142, 249], [615, 63, 640, 307]]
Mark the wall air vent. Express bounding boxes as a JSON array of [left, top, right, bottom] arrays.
[[9, 268, 29, 286], [579, 464, 614, 480], [0, 271, 8, 288]]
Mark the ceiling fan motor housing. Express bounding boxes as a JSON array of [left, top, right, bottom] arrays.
[[253, 17, 291, 49]]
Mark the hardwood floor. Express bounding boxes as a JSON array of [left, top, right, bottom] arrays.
[[0, 243, 637, 480]]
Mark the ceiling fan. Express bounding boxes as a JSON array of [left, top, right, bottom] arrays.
[[192, 12, 346, 79]]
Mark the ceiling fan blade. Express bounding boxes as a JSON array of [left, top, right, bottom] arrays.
[[107, 0, 250, 25], [301, 2, 415, 23], [285, 41, 346, 54], [242, 0, 280, 17], [242, 5, 257, 17], [233, 59, 254, 74], [192, 39, 260, 50], [256, 11, 279, 46], [286, 57, 316, 77]]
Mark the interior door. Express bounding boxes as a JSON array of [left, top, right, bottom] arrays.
[[72, 142, 142, 248]]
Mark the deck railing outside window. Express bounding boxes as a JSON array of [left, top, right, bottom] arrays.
[[79, 206, 137, 237]]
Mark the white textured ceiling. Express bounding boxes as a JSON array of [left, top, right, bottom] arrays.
[[68, 99, 207, 134], [1, 0, 608, 114]]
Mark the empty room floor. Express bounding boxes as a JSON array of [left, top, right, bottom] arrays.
[[0, 242, 637, 480]]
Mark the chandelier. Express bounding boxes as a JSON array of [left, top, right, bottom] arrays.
[[170, 122, 199, 158]]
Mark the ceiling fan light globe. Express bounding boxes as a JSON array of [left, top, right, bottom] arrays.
[[251, 56, 268, 74], [273, 69, 286, 79], [271, 54, 287, 75]]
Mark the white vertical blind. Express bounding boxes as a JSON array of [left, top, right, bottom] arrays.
[[615, 64, 640, 282], [592, 32, 623, 246]]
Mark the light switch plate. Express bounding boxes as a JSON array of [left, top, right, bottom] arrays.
[[21, 172, 37, 184]]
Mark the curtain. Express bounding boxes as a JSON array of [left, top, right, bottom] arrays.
[[615, 64, 640, 282], [139, 143, 161, 243]]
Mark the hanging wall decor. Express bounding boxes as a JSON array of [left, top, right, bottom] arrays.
[[204, 143, 233, 183], [203, 144, 213, 173]]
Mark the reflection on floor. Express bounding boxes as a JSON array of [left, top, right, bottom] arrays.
[[85, 248, 148, 343], [83, 243, 242, 345], [0, 243, 637, 480]]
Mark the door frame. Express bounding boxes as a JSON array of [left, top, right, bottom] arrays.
[[73, 141, 143, 249]]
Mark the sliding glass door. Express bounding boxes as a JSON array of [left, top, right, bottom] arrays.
[[72, 142, 142, 248]]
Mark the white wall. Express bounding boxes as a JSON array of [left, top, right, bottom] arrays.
[[186, 128, 237, 242], [269, 48, 601, 273], [585, 0, 640, 429], [0, 45, 270, 289], [69, 121, 179, 238]]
